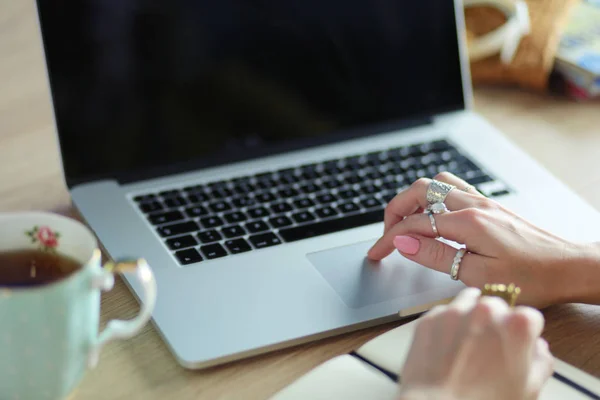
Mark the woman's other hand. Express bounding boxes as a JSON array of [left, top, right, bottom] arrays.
[[397, 288, 554, 400]]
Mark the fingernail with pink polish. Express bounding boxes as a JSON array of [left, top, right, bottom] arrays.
[[393, 236, 420, 255]]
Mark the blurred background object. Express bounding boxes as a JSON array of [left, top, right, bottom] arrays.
[[464, 0, 587, 95], [553, 0, 600, 100]]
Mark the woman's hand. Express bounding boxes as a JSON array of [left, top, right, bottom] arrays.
[[397, 288, 554, 400], [367, 172, 600, 308]]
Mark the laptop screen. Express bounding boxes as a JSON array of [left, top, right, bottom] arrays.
[[36, 0, 465, 186]]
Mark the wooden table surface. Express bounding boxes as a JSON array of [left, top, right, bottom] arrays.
[[2, 1, 600, 399]]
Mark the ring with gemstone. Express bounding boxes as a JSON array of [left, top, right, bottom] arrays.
[[450, 248, 466, 281], [427, 210, 440, 238], [428, 202, 449, 214], [426, 180, 456, 206]]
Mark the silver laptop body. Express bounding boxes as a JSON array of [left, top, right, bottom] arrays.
[[34, 0, 600, 369]]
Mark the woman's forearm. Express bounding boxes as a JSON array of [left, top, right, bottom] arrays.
[[559, 242, 600, 305]]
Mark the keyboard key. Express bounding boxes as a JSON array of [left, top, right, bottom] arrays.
[[315, 206, 338, 219], [338, 189, 359, 200], [293, 198, 315, 209], [185, 205, 209, 218], [164, 196, 187, 208], [316, 193, 337, 204], [279, 174, 299, 185], [278, 187, 299, 198], [292, 211, 316, 224], [148, 210, 185, 225], [360, 184, 380, 195], [323, 162, 343, 175], [277, 167, 296, 176], [467, 174, 493, 185], [200, 216, 224, 229], [233, 183, 255, 194], [201, 243, 228, 259], [134, 194, 156, 202], [337, 202, 360, 213], [344, 174, 362, 185], [300, 183, 321, 194], [222, 225, 246, 238], [256, 192, 277, 203], [322, 179, 343, 189], [248, 207, 270, 219], [249, 232, 282, 249], [382, 180, 400, 190], [183, 184, 206, 193], [175, 248, 203, 265], [431, 139, 451, 152], [159, 189, 180, 198], [491, 189, 510, 197], [271, 202, 293, 214], [225, 238, 252, 254], [197, 229, 222, 244], [224, 211, 248, 224], [300, 170, 320, 180], [188, 192, 210, 204], [246, 220, 270, 233], [255, 178, 277, 190], [211, 187, 233, 198], [380, 191, 397, 203], [300, 163, 319, 175], [208, 180, 228, 189], [157, 221, 199, 237], [140, 201, 163, 213], [269, 215, 293, 228], [361, 197, 382, 209], [232, 176, 251, 184], [166, 235, 197, 250], [232, 196, 256, 208], [209, 200, 232, 213], [279, 209, 384, 242]]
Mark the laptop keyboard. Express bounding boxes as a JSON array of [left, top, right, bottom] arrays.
[[132, 139, 510, 266]]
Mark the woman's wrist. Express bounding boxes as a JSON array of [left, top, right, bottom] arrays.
[[556, 242, 600, 304]]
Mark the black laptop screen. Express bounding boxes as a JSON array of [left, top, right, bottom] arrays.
[[36, 0, 465, 186]]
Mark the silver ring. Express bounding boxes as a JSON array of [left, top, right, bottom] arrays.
[[427, 210, 440, 238], [450, 248, 467, 281], [426, 180, 456, 205]]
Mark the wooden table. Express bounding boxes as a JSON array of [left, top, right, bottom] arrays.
[[2, 1, 600, 399]]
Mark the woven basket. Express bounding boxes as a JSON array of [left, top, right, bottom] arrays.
[[465, 0, 579, 90]]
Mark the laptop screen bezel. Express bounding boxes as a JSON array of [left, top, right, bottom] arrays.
[[35, 0, 472, 188]]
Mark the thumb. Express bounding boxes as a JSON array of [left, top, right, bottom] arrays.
[[393, 235, 487, 284]]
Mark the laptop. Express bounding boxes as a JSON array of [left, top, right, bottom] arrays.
[[34, 0, 600, 369]]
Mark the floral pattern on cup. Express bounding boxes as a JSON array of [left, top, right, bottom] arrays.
[[25, 225, 60, 251]]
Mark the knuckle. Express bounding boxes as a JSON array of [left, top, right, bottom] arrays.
[[460, 208, 488, 230], [434, 171, 456, 182], [412, 177, 431, 190]]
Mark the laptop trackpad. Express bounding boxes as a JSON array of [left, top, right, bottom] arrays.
[[307, 239, 459, 309]]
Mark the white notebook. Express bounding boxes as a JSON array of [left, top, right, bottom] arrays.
[[271, 318, 600, 400]]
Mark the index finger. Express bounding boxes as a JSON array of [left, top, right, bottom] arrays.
[[383, 177, 481, 234]]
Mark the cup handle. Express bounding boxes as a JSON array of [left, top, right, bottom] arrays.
[[87, 255, 157, 368]]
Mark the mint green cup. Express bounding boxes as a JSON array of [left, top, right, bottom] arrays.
[[0, 212, 157, 400]]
